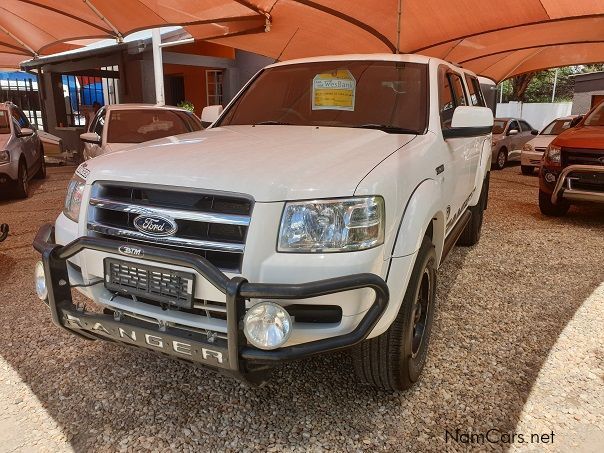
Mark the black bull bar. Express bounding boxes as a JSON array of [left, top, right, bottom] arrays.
[[33, 223, 389, 379]]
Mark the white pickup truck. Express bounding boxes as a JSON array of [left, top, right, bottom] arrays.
[[34, 54, 493, 391]]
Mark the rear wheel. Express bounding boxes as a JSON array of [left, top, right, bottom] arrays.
[[13, 160, 29, 199], [521, 165, 534, 175], [352, 235, 436, 391], [494, 148, 507, 170], [539, 189, 569, 216]]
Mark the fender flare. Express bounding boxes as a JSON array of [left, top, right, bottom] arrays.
[[390, 178, 445, 265]]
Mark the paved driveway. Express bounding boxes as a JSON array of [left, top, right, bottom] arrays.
[[0, 166, 602, 452]]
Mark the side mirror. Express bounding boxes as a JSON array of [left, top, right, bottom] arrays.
[[18, 127, 35, 137], [201, 105, 223, 128], [80, 132, 101, 144], [531, 129, 539, 135], [443, 106, 494, 139], [508, 129, 519, 136]]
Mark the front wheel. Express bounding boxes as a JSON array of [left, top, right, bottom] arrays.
[[521, 165, 534, 175], [539, 189, 569, 216], [352, 235, 437, 391], [13, 160, 29, 199], [494, 149, 507, 170]]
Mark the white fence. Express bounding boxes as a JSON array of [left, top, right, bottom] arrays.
[[495, 101, 572, 130]]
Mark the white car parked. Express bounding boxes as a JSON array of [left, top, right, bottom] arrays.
[[520, 115, 579, 175], [34, 54, 493, 391], [80, 104, 203, 160]]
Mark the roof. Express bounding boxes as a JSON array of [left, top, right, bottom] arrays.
[[104, 103, 191, 112]]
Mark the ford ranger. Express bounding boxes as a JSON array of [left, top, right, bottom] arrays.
[[33, 54, 493, 391]]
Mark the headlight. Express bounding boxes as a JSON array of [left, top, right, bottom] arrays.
[[544, 144, 561, 165], [522, 143, 534, 152], [0, 150, 9, 163], [278, 196, 384, 252], [63, 175, 86, 222]]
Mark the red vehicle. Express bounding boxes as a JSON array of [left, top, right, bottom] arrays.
[[539, 100, 604, 216]]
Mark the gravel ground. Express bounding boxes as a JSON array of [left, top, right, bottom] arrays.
[[0, 165, 603, 452]]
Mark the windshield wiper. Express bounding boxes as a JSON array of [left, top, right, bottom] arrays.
[[253, 120, 292, 126], [354, 124, 418, 134]]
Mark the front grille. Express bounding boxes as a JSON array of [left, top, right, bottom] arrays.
[[562, 147, 604, 167], [88, 182, 253, 272]]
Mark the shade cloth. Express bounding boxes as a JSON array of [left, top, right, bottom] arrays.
[[1, 0, 603, 80]]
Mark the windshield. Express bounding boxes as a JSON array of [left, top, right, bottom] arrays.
[[540, 118, 573, 135], [492, 120, 507, 135], [218, 61, 428, 134], [107, 109, 201, 143], [0, 110, 10, 134], [584, 102, 604, 126]]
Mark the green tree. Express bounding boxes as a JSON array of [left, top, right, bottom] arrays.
[[499, 64, 604, 103]]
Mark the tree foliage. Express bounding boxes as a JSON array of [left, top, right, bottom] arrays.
[[499, 64, 604, 103]]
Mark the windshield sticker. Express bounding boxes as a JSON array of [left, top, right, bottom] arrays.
[[312, 70, 356, 111]]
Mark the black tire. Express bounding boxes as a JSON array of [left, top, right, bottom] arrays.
[[13, 159, 29, 199], [539, 189, 570, 216], [458, 172, 489, 246], [34, 152, 46, 179], [352, 235, 437, 391], [494, 148, 507, 170], [521, 165, 534, 175]]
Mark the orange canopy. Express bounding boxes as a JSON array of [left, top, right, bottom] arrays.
[[1, 0, 603, 80]]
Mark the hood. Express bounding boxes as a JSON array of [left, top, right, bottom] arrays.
[[552, 126, 604, 149], [85, 125, 415, 202], [526, 135, 555, 149], [105, 142, 139, 153]]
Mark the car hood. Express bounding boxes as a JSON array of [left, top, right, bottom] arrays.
[[552, 126, 604, 149], [84, 125, 415, 202], [526, 135, 555, 149]]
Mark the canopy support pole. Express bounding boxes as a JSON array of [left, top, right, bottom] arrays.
[[551, 68, 559, 102], [152, 28, 165, 106], [83, 0, 123, 42], [396, 0, 402, 53]]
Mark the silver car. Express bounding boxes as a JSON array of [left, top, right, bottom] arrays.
[[491, 117, 538, 170], [0, 102, 45, 198]]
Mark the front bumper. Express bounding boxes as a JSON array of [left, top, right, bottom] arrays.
[[551, 164, 604, 204], [33, 223, 389, 381]]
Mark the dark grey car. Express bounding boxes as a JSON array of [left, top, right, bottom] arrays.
[[0, 102, 45, 198], [491, 117, 538, 170]]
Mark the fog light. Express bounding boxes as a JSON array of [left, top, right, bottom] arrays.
[[34, 261, 48, 300], [545, 172, 557, 183], [243, 302, 292, 350]]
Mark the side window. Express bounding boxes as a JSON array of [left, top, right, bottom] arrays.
[[439, 68, 468, 130], [449, 73, 468, 107], [508, 120, 519, 134], [94, 108, 106, 137], [465, 75, 486, 107], [519, 120, 533, 132], [11, 107, 29, 129]]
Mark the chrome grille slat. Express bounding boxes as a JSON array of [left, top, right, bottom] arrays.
[[89, 197, 250, 226], [88, 221, 245, 253]]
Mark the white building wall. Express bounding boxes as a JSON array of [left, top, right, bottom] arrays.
[[496, 101, 573, 130]]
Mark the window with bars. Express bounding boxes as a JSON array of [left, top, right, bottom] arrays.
[[206, 70, 224, 106], [59, 66, 119, 127]]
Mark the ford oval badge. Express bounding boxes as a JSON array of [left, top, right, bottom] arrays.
[[133, 214, 178, 237]]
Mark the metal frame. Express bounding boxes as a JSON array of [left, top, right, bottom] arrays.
[[33, 223, 389, 380], [551, 164, 604, 204]]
